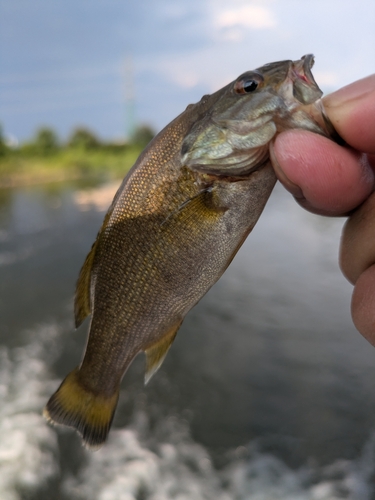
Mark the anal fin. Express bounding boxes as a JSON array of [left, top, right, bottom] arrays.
[[144, 319, 183, 384]]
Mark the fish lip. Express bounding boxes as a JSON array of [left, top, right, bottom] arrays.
[[290, 54, 317, 87], [288, 53, 323, 105]]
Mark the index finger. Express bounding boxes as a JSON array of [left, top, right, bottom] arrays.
[[323, 74, 375, 154]]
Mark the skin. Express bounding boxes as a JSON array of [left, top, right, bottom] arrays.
[[269, 74, 375, 345]]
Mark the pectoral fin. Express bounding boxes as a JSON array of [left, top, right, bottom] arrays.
[[144, 319, 183, 384], [160, 186, 221, 227]]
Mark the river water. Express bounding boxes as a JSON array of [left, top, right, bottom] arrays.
[[1, 179, 375, 499]]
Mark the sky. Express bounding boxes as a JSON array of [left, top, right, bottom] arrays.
[[1, 0, 375, 144]]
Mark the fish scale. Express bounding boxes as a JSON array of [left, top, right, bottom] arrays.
[[44, 54, 337, 448]]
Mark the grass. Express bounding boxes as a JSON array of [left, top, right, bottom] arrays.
[[0, 146, 143, 188]]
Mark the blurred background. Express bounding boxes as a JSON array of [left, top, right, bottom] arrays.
[[1, 1, 375, 499]]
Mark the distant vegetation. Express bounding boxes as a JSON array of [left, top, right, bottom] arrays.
[[0, 124, 155, 187]]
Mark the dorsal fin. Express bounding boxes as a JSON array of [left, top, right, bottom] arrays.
[[74, 242, 97, 328], [144, 318, 183, 384], [74, 211, 112, 328]]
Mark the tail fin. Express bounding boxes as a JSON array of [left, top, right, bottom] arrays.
[[43, 368, 119, 449]]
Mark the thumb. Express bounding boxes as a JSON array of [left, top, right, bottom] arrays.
[[270, 132, 373, 217]]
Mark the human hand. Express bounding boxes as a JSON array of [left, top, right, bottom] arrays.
[[269, 75, 375, 344]]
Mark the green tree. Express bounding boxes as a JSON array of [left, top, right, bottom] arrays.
[[34, 127, 59, 155], [68, 127, 100, 150], [131, 125, 155, 148], [0, 124, 8, 157]]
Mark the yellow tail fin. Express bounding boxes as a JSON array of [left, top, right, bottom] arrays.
[[43, 368, 119, 449]]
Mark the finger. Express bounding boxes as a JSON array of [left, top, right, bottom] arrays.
[[351, 264, 375, 347], [340, 191, 375, 284], [270, 131, 374, 216], [323, 74, 375, 154]]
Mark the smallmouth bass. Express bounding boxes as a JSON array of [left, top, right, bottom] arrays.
[[44, 55, 335, 448]]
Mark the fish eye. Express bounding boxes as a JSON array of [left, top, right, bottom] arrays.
[[235, 79, 258, 94], [244, 80, 258, 92], [234, 74, 263, 95]]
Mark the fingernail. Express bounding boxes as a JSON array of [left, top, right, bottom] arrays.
[[269, 139, 305, 199]]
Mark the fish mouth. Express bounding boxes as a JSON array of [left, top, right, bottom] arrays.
[[288, 54, 343, 142], [292, 54, 317, 86], [289, 54, 323, 105]]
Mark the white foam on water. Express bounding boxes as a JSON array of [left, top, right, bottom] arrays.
[[0, 325, 60, 500], [0, 322, 374, 500], [63, 422, 375, 500], [63, 424, 231, 500]]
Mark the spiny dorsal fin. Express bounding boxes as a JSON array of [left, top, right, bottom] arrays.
[[74, 211, 112, 328], [144, 319, 183, 384]]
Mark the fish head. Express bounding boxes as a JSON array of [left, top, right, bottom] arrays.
[[181, 54, 334, 177]]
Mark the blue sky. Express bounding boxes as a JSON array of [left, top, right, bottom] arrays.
[[1, 0, 374, 143]]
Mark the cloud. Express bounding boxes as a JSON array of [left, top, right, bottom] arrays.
[[148, 2, 279, 95], [214, 4, 277, 30], [168, 71, 200, 90], [148, 49, 229, 94]]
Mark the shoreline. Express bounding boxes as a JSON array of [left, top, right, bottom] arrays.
[[0, 148, 141, 188], [0, 170, 83, 188]]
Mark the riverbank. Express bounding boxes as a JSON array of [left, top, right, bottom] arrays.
[[0, 146, 142, 187]]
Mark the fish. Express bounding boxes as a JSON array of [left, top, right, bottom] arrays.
[[44, 54, 335, 448]]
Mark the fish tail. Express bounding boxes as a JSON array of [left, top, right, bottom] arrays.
[[43, 368, 119, 449]]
